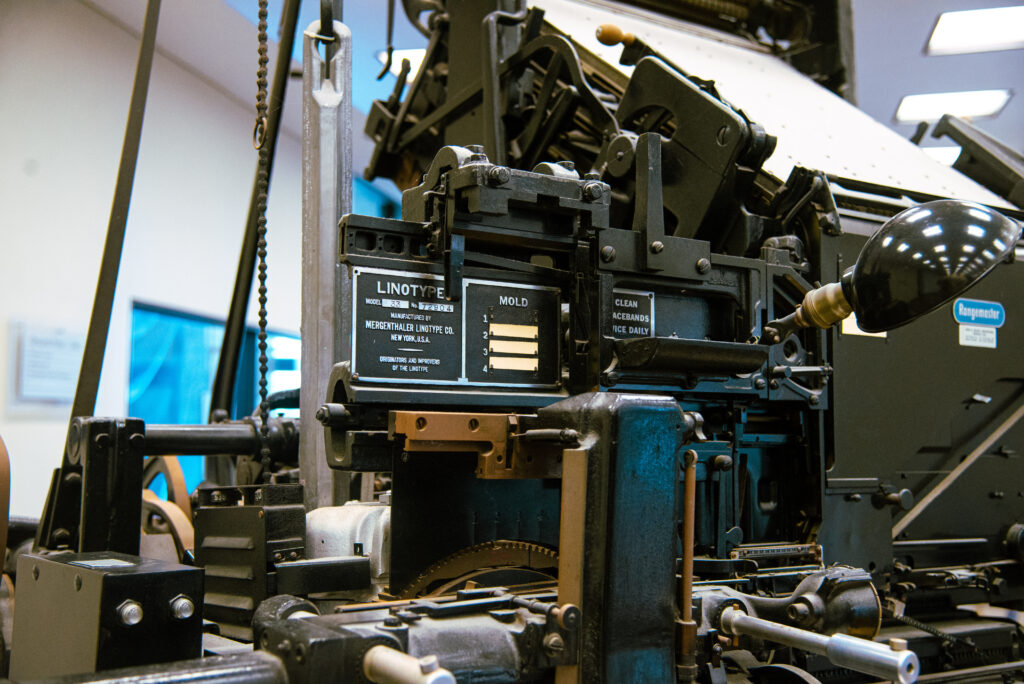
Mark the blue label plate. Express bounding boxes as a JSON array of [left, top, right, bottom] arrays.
[[953, 298, 1005, 328]]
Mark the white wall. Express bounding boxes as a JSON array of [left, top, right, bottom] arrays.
[[0, 0, 303, 517]]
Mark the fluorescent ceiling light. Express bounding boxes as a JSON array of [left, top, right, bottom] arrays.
[[895, 90, 1011, 123], [927, 7, 1024, 56], [376, 49, 427, 81], [922, 146, 962, 165]]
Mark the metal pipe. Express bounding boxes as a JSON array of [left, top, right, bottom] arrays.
[[210, 0, 302, 421], [720, 608, 919, 684], [677, 448, 698, 681], [144, 424, 259, 455], [363, 645, 456, 684], [681, 450, 697, 624], [20, 652, 287, 684]]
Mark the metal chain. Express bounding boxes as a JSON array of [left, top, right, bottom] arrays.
[[254, 0, 271, 482]]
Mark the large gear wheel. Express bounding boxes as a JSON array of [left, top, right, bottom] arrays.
[[397, 540, 559, 599]]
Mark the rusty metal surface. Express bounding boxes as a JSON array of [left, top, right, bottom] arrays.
[[389, 410, 562, 479], [397, 539, 558, 598], [143, 456, 191, 520]]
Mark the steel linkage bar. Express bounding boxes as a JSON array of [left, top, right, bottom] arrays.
[[71, 0, 161, 420], [210, 0, 302, 422]]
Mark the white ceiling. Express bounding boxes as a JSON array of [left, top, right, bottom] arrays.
[[850, 0, 1024, 157], [82, 0, 1022, 205]]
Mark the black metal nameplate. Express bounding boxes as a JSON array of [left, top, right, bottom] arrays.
[[351, 268, 559, 388], [608, 288, 654, 339], [353, 270, 461, 382]]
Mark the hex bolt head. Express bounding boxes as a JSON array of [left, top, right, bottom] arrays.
[[170, 595, 195, 620], [600, 245, 616, 262], [488, 166, 511, 185], [543, 633, 566, 655], [787, 602, 811, 622], [650, 241, 664, 254], [696, 257, 711, 274], [582, 182, 604, 201], [465, 145, 488, 164], [117, 600, 144, 627]]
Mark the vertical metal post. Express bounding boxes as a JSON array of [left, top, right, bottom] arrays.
[[301, 20, 352, 510], [210, 0, 302, 424]]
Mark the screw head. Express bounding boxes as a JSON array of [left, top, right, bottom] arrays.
[[170, 595, 195, 620], [754, 378, 767, 389], [650, 241, 664, 254], [582, 182, 603, 201], [117, 600, 144, 627], [74, 574, 82, 591], [696, 257, 711, 274], [600, 245, 616, 262]]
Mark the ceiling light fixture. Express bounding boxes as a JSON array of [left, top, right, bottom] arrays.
[[376, 48, 427, 81], [927, 7, 1024, 56], [921, 146, 962, 165], [895, 90, 1012, 123]]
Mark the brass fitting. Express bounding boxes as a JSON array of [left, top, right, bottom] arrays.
[[795, 282, 852, 329]]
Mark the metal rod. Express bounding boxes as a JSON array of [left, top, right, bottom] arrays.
[[720, 608, 919, 684], [893, 538, 988, 548], [894, 397, 1024, 537], [70, 0, 161, 420], [144, 424, 259, 455], [210, 0, 302, 420], [363, 645, 455, 684], [22, 652, 287, 684], [869, 659, 1024, 684]]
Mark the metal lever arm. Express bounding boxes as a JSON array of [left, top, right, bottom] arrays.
[[720, 608, 919, 684]]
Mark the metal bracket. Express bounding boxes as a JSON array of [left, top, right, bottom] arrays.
[[388, 410, 561, 479]]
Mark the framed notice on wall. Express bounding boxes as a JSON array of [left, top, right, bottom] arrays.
[[8, 321, 84, 414]]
